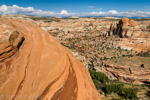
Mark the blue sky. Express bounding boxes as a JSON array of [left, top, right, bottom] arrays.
[[0, 0, 150, 17]]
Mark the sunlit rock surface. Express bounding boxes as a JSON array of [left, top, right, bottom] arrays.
[[0, 18, 100, 100]]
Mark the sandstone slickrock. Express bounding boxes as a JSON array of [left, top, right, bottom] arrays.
[[0, 18, 100, 100], [104, 64, 150, 84]]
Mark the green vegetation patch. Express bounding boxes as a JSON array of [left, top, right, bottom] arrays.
[[89, 68, 138, 100]]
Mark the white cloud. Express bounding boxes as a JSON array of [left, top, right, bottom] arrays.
[[60, 10, 68, 14], [1, 5, 8, 11], [88, 6, 94, 8], [88, 10, 150, 17], [0, 5, 56, 16], [109, 10, 118, 14], [0, 5, 150, 17]]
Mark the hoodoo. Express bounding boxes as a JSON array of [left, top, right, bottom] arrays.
[[0, 18, 100, 100]]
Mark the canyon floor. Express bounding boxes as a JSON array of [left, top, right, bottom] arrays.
[[1, 15, 150, 100]]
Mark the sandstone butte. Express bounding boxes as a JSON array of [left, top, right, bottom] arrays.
[[0, 18, 100, 100]]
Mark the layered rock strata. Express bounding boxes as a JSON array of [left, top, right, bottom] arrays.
[[104, 64, 150, 84], [0, 18, 100, 100]]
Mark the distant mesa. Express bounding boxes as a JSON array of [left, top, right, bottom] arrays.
[[102, 16, 121, 19], [55, 17, 62, 19], [69, 16, 79, 19]]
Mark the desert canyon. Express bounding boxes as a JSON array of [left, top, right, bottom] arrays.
[[0, 15, 150, 100]]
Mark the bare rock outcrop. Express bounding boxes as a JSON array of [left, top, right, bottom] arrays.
[[117, 18, 140, 38], [104, 64, 150, 84], [0, 18, 100, 100], [110, 17, 150, 38]]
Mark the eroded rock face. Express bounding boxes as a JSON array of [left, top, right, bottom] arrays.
[[0, 18, 100, 100], [118, 18, 139, 38], [104, 64, 150, 84], [110, 17, 150, 38], [0, 21, 24, 62]]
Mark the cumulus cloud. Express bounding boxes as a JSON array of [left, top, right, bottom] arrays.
[[0, 5, 150, 17], [90, 10, 150, 17], [108, 10, 118, 14], [0, 5, 56, 16], [60, 10, 68, 14]]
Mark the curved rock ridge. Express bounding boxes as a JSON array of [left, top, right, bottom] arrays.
[[0, 18, 100, 100]]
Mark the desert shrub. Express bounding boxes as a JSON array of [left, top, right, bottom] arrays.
[[140, 64, 145, 68], [147, 26, 150, 29], [61, 42, 75, 50], [114, 84, 124, 93], [103, 56, 107, 60], [89, 69, 138, 100], [104, 84, 124, 94], [136, 51, 150, 57], [89, 68, 109, 83], [122, 54, 126, 57], [122, 88, 138, 99], [118, 47, 121, 50], [146, 90, 150, 97], [94, 72, 109, 83], [127, 54, 134, 57], [117, 97, 124, 100], [93, 79, 101, 90], [89, 69, 108, 90], [105, 84, 114, 94], [89, 68, 96, 79], [111, 97, 123, 100], [88, 63, 94, 68]]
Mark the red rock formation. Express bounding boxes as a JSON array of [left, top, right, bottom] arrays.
[[109, 17, 150, 38], [129, 19, 137, 27], [0, 18, 100, 100], [120, 17, 129, 25], [118, 18, 138, 38], [104, 64, 150, 84]]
